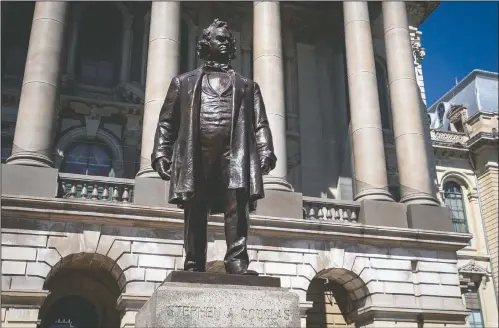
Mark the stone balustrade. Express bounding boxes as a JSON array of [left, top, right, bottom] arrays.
[[302, 197, 360, 223], [59, 173, 134, 203]]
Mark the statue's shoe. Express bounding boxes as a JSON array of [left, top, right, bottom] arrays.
[[224, 260, 259, 276]]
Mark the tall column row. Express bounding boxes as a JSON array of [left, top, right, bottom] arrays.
[[343, 1, 438, 205], [6, 1, 438, 206]]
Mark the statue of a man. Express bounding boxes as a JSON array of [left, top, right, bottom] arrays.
[[151, 19, 276, 275]]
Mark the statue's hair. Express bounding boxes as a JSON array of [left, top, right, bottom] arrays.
[[196, 18, 237, 61]]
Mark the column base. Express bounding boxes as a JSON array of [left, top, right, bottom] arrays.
[[135, 166, 160, 179], [5, 151, 54, 168], [354, 188, 394, 202], [400, 192, 440, 206], [263, 175, 294, 192]]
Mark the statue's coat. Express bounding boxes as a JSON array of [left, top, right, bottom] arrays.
[[151, 67, 276, 214]]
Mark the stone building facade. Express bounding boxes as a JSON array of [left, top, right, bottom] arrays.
[[427, 69, 499, 327], [1, 1, 497, 328]]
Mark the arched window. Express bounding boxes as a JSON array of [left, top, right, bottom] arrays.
[[443, 181, 469, 233], [61, 140, 113, 177], [437, 103, 446, 127], [75, 3, 123, 87]]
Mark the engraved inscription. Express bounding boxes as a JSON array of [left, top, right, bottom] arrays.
[[165, 305, 291, 321], [166, 306, 216, 318]]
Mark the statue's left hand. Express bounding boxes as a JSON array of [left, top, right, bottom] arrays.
[[260, 156, 275, 175]]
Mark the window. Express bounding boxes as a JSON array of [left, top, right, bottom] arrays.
[[437, 103, 445, 127], [464, 292, 484, 328], [443, 181, 469, 233], [454, 119, 464, 133], [61, 141, 113, 177], [75, 3, 122, 88]]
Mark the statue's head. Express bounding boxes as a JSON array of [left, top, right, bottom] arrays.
[[197, 19, 236, 64]]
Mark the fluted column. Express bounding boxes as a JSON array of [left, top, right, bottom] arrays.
[[382, 2, 439, 206], [343, 1, 393, 201], [136, 2, 180, 178], [253, 1, 293, 192], [6, 2, 68, 167]]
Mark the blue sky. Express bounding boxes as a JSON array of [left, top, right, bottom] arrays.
[[420, 2, 499, 106]]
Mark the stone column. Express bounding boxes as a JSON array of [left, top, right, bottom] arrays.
[[6, 2, 68, 167], [382, 2, 439, 205], [253, 1, 293, 192], [343, 1, 393, 201], [120, 14, 134, 83], [136, 2, 181, 178]]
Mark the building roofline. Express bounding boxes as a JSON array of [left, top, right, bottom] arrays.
[[427, 69, 499, 112]]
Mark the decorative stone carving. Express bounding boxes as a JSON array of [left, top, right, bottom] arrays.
[[430, 130, 468, 145], [114, 82, 145, 105], [459, 260, 491, 290]]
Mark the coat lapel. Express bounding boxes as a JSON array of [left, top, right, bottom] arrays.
[[190, 68, 204, 110]]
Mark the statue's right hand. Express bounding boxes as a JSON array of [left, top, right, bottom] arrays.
[[156, 157, 172, 181]]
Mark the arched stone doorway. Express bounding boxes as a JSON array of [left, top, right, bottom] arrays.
[[39, 253, 125, 328], [306, 268, 370, 327]]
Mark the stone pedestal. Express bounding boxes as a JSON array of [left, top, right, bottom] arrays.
[[135, 271, 300, 328], [1, 164, 59, 198], [254, 190, 303, 219], [133, 178, 177, 208]]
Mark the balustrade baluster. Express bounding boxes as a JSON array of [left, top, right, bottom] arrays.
[[81, 184, 88, 199], [350, 210, 358, 222], [69, 183, 77, 198], [326, 208, 333, 220], [112, 187, 120, 202], [91, 184, 99, 200], [102, 185, 109, 200], [334, 208, 341, 221], [317, 208, 324, 220], [122, 187, 130, 203], [342, 208, 349, 220]]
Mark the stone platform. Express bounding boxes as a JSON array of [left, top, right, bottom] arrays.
[[135, 271, 300, 328]]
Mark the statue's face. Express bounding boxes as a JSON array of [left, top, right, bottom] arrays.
[[207, 27, 233, 61]]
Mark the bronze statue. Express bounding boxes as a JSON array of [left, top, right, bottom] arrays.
[[151, 19, 276, 275]]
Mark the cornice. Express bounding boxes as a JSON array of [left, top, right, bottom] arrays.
[[406, 2, 440, 27], [1, 195, 471, 252]]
